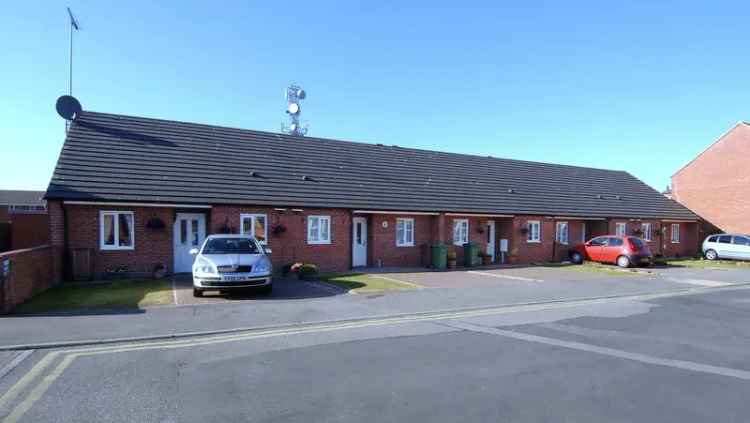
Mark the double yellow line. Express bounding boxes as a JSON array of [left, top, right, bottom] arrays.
[[0, 299, 597, 422]]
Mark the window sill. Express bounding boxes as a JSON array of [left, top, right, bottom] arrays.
[[308, 241, 331, 245], [527, 240, 541, 244], [100, 246, 135, 251], [396, 244, 415, 248]]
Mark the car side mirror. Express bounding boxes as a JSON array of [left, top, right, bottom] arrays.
[[584, 241, 591, 247], [189, 248, 199, 255], [263, 246, 272, 254]]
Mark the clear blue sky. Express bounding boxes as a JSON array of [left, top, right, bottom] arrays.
[[2, 1, 748, 192]]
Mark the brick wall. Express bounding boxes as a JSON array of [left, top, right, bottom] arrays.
[[210, 206, 351, 272], [443, 215, 488, 265], [0, 207, 9, 223], [672, 122, 750, 234], [64, 204, 173, 278], [0, 245, 57, 313], [370, 214, 434, 267], [9, 213, 50, 250], [606, 219, 699, 258]]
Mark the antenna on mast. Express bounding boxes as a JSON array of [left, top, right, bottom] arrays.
[[281, 84, 309, 136], [65, 7, 81, 132]]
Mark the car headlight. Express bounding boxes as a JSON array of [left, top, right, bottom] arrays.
[[193, 261, 215, 274], [254, 258, 271, 273]]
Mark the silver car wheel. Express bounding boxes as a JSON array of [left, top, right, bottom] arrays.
[[617, 255, 630, 268], [705, 249, 718, 261]]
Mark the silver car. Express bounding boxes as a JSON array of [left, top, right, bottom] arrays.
[[190, 234, 273, 297], [702, 234, 750, 261]]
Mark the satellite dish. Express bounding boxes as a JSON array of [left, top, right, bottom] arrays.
[[296, 89, 306, 99], [290, 123, 297, 132], [288, 103, 300, 114], [56, 95, 82, 120]]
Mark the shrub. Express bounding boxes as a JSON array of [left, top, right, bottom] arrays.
[[298, 263, 319, 280]]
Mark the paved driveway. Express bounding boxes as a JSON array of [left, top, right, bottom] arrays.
[[373, 264, 750, 291], [376, 265, 644, 289], [172, 273, 342, 305]]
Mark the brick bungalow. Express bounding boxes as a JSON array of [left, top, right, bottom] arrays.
[[672, 121, 750, 235], [45, 112, 700, 279]]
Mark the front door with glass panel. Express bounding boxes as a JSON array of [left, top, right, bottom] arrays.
[[352, 217, 368, 267], [173, 213, 206, 273], [486, 221, 496, 262]]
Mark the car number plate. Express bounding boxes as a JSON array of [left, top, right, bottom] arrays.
[[221, 275, 246, 282]]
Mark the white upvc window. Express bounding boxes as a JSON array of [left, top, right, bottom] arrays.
[[555, 222, 569, 245], [615, 222, 627, 237], [452, 219, 469, 245], [671, 223, 680, 243], [100, 211, 134, 251], [240, 214, 268, 244], [307, 215, 331, 244], [396, 218, 415, 247], [641, 223, 652, 241], [527, 220, 541, 243]]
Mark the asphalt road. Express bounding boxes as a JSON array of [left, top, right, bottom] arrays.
[[2, 287, 750, 422]]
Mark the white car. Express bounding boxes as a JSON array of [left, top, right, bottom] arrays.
[[190, 234, 273, 297], [702, 234, 750, 261]]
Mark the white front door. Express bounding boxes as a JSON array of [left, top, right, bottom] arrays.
[[352, 217, 367, 267], [173, 213, 206, 273], [486, 220, 496, 262]]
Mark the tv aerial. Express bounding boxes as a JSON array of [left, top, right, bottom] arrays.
[[281, 84, 309, 136]]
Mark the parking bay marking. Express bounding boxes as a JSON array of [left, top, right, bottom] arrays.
[[4, 284, 750, 422], [442, 320, 750, 381], [467, 270, 542, 282]]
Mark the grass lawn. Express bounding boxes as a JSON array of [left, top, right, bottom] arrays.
[[320, 273, 421, 293], [14, 278, 174, 314], [663, 258, 750, 269]]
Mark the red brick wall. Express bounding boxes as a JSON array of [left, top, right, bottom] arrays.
[[606, 219, 698, 258], [0, 245, 56, 313], [9, 213, 50, 250], [0, 207, 9, 223], [210, 206, 351, 272], [443, 216, 488, 265], [511, 216, 554, 263], [672, 123, 750, 233], [370, 214, 434, 267], [64, 205, 174, 278]]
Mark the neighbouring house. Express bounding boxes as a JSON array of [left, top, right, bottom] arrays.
[[45, 111, 700, 279], [672, 121, 750, 235], [0, 190, 49, 252]]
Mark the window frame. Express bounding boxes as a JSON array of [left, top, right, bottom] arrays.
[[99, 210, 135, 251], [307, 215, 332, 245], [396, 218, 415, 247], [671, 223, 680, 244], [240, 213, 268, 245], [641, 223, 652, 241], [555, 221, 569, 245], [452, 219, 469, 246], [527, 220, 541, 243], [615, 222, 627, 237]]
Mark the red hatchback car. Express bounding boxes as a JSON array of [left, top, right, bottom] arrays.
[[569, 235, 653, 268]]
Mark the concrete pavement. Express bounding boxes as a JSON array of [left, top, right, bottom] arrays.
[[2, 287, 750, 422]]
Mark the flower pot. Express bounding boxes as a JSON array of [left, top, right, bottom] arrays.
[[447, 259, 457, 270], [482, 256, 492, 266]]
